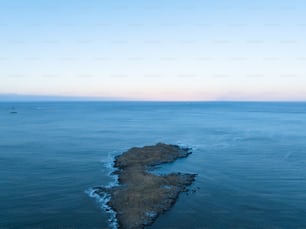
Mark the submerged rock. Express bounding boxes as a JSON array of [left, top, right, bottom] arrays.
[[94, 143, 196, 229]]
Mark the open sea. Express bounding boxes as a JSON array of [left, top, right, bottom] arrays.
[[1, 102, 306, 229]]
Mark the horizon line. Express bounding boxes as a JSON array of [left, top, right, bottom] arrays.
[[0, 93, 305, 103]]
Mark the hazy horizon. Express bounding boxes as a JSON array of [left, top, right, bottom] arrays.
[[0, 93, 306, 102]]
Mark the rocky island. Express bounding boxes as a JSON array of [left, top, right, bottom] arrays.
[[93, 143, 196, 229]]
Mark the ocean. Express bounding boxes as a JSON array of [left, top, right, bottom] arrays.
[[1, 102, 306, 229]]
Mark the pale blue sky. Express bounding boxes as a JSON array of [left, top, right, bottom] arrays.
[[1, 0, 306, 101]]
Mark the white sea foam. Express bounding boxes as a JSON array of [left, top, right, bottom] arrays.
[[86, 151, 120, 229], [176, 141, 198, 151], [85, 188, 118, 229], [145, 210, 157, 218]]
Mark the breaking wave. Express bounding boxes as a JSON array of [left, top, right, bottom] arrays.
[[86, 151, 119, 229]]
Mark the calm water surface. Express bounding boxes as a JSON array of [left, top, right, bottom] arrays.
[[1, 102, 306, 229]]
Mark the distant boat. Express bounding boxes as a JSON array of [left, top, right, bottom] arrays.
[[10, 107, 18, 114]]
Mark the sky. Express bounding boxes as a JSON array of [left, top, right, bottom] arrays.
[[1, 0, 306, 101]]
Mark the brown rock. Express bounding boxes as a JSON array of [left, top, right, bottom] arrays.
[[94, 143, 196, 229]]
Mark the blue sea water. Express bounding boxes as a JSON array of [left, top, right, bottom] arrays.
[[1, 102, 306, 229]]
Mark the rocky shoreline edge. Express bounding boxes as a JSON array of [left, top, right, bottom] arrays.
[[93, 143, 197, 229]]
